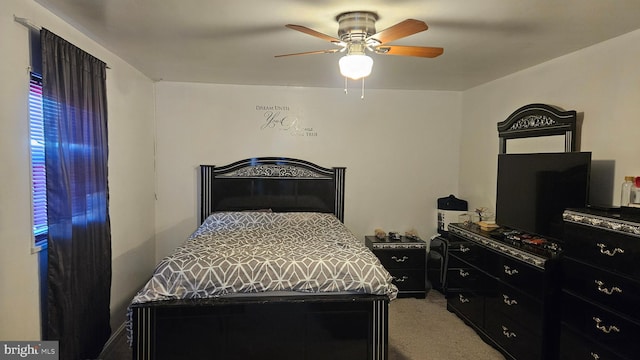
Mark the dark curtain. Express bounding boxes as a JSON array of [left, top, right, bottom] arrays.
[[41, 28, 112, 360]]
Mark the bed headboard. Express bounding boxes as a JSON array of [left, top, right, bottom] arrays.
[[199, 157, 346, 223]]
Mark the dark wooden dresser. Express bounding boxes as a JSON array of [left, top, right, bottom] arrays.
[[560, 209, 640, 360], [446, 223, 562, 360], [365, 235, 426, 298]]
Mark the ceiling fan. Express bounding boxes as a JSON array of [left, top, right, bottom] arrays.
[[275, 11, 444, 80]]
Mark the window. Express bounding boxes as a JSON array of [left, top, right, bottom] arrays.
[[29, 70, 108, 247], [29, 73, 47, 246]]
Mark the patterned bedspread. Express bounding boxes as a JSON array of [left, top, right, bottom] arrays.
[[131, 212, 398, 307]]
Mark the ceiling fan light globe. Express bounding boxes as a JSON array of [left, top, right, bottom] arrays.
[[339, 54, 373, 80]]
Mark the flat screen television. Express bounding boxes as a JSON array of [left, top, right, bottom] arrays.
[[495, 151, 591, 241]]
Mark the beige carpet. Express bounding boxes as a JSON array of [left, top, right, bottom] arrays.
[[388, 291, 505, 360]]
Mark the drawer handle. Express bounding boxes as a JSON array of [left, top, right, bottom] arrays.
[[590, 352, 600, 360], [458, 294, 469, 303], [593, 317, 620, 334], [597, 243, 625, 257], [594, 280, 623, 295], [459, 269, 470, 277], [501, 326, 517, 339], [391, 255, 409, 262], [392, 275, 409, 283], [460, 245, 471, 253], [503, 265, 519, 276], [502, 294, 518, 306]]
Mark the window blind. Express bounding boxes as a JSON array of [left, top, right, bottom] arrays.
[[29, 74, 48, 243]]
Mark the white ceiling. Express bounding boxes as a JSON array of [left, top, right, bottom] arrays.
[[34, 0, 640, 91]]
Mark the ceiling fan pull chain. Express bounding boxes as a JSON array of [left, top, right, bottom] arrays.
[[361, 77, 365, 99]]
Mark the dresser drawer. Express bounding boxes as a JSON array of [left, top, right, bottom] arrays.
[[447, 255, 487, 291], [562, 292, 640, 360], [486, 281, 543, 336], [560, 323, 630, 360], [485, 312, 542, 360], [496, 256, 545, 299], [388, 268, 425, 292], [373, 249, 425, 270], [563, 258, 640, 319], [448, 236, 488, 268], [564, 222, 640, 279], [447, 291, 484, 326]]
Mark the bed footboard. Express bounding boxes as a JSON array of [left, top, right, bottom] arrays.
[[131, 294, 388, 360]]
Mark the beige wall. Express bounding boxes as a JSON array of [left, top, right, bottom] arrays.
[[459, 29, 640, 214], [153, 82, 463, 259], [4, 0, 640, 343], [0, 0, 156, 338]]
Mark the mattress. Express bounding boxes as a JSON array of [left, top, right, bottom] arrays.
[[131, 211, 398, 306], [126, 211, 397, 344]]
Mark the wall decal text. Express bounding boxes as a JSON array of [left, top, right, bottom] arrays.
[[256, 105, 317, 137]]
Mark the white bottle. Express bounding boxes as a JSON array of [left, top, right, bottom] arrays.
[[621, 176, 633, 207]]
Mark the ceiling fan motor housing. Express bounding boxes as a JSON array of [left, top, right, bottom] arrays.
[[336, 11, 378, 44]]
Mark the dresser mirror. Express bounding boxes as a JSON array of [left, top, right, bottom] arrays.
[[497, 103, 578, 154], [505, 135, 566, 153]]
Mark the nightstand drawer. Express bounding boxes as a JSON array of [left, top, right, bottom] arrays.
[[374, 249, 425, 269], [388, 269, 425, 292]]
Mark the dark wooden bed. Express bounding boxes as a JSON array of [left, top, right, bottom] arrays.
[[130, 157, 389, 360]]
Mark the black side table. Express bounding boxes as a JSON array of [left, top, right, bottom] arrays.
[[365, 235, 427, 298]]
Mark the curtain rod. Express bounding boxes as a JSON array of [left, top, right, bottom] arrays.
[[14, 15, 40, 31], [14, 15, 111, 69]]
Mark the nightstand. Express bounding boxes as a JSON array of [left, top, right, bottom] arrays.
[[365, 235, 427, 298]]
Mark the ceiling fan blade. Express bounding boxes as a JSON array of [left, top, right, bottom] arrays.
[[374, 45, 443, 58], [285, 24, 342, 44], [367, 19, 428, 44], [275, 49, 342, 58]]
